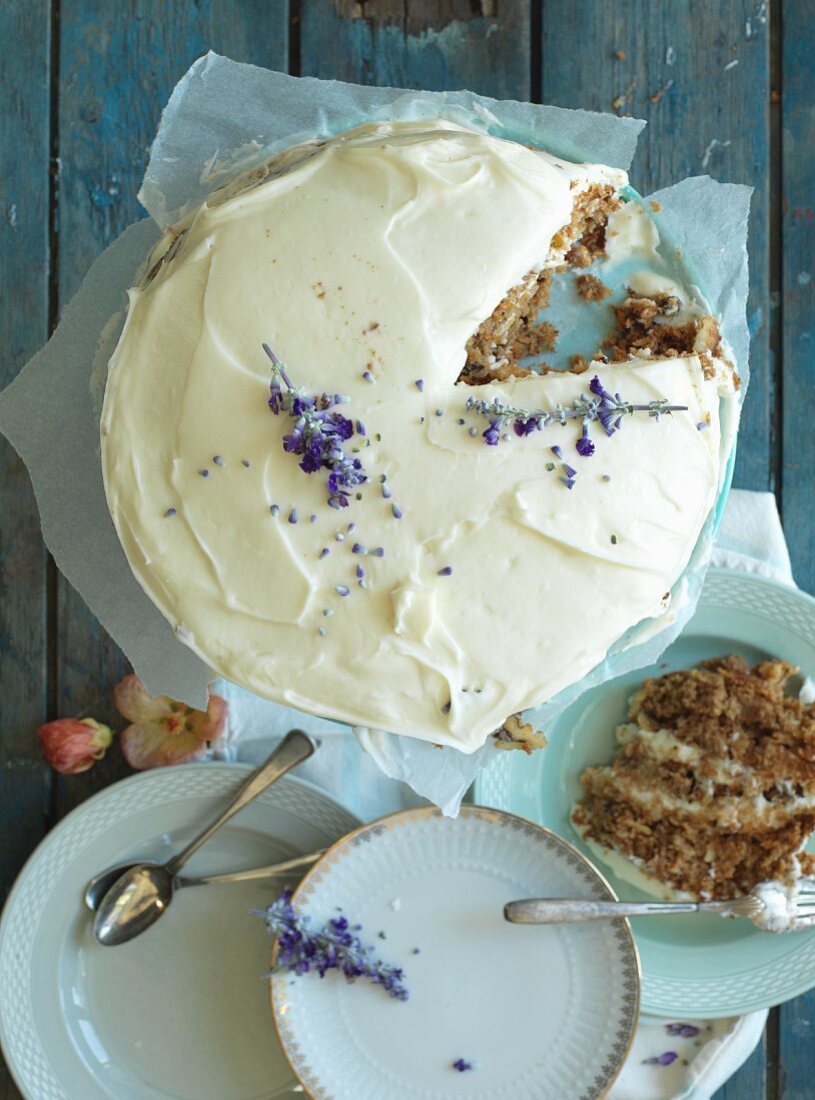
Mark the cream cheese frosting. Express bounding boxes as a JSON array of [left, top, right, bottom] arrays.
[[101, 119, 735, 751]]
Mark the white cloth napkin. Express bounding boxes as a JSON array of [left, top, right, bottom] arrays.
[[216, 488, 789, 1096]]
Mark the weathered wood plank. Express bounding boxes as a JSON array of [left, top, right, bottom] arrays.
[[52, 1, 290, 816], [779, 0, 815, 594], [716, 1030, 768, 1100], [540, 0, 773, 496], [777, 0, 815, 1082], [778, 990, 815, 1099], [300, 0, 530, 99], [0, 8, 51, 1098]]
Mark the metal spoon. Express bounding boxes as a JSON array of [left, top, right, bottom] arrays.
[[84, 848, 325, 912], [92, 729, 315, 946]]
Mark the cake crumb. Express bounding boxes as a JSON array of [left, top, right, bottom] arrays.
[[650, 200, 663, 213], [493, 714, 547, 754], [576, 273, 613, 302]]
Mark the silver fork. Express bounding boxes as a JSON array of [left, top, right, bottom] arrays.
[[504, 882, 815, 933]]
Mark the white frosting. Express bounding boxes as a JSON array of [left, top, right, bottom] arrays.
[[101, 119, 734, 751], [751, 880, 796, 932]]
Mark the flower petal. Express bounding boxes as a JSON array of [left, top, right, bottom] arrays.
[[120, 721, 210, 770], [203, 693, 228, 741], [114, 674, 174, 723]]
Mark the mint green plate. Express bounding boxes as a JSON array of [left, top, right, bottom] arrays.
[[475, 568, 815, 1017]]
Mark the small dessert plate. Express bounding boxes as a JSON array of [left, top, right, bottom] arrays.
[[0, 763, 359, 1100], [271, 806, 639, 1100], [476, 567, 815, 1017]]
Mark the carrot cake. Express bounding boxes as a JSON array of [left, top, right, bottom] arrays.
[[100, 119, 739, 751], [573, 656, 815, 900]]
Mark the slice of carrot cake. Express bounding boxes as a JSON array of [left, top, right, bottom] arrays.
[[573, 656, 815, 900]]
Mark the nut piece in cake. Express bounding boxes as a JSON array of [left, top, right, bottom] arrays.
[[572, 656, 815, 900], [493, 714, 547, 754]]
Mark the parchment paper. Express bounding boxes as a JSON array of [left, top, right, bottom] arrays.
[[0, 53, 750, 813]]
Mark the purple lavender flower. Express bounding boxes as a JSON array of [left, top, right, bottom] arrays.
[[464, 376, 687, 487], [513, 416, 538, 437], [259, 889, 409, 1001], [665, 1023, 701, 1038], [452, 1059, 474, 1072], [263, 344, 367, 508], [483, 419, 501, 446], [576, 422, 595, 456], [643, 1051, 679, 1067]]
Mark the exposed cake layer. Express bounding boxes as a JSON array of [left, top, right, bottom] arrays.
[[573, 657, 815, 899], [461, 183, 620, 384]]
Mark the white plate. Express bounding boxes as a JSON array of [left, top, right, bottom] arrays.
[[272, 806, 639, 1100], [475, 568, 815, 1017], [0, 763, 360, 1100]]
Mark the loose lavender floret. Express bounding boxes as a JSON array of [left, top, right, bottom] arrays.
[[164, 507, 177, 518], [288, 508, 299, 524], [696, 421, 710, 431], [199, 468, 209, 477], [336, 585, 350, 597], [643, 1051, 679, 1067], [362, 370, 375, 383], [415, 379, 424, 391], [264, 343, 367, 509], [259, 889, 409, 1001], [465, 376, 687, 476], [392, 503, 403, 519], [241, 459, 251, 467], [452, 1059, 474, 1072], [371, 547, 385, 557], [665, 1023, 701, 1038], [213, 454, 224, 466], [352, 542, 367, 554], [270, 504, 280, 516], [356, 564, 365, 579], [319, 548, 330, 559], [438, 566, 453, 576]]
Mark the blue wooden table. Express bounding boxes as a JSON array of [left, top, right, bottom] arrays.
[[0, 2, 812, 1097]]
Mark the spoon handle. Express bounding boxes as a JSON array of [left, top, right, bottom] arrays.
[[178, 849, 325, 887], [164, 730, 316, 877], [504, 898, 705, 923]]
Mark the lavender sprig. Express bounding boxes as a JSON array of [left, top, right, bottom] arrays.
[[258, 889, 409, 1001], [264, 344, 367, 509], [465, 375, 687, 460]]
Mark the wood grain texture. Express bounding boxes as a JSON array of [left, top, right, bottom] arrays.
[[52, 0, 290, 817], [0, 8, 50, 1097], [300, 0, 529, 98], [779, 0, 815, 594], [777, 0, 815, 1080], [540, 0, 773, 496], [0, 0, 51, 890]]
